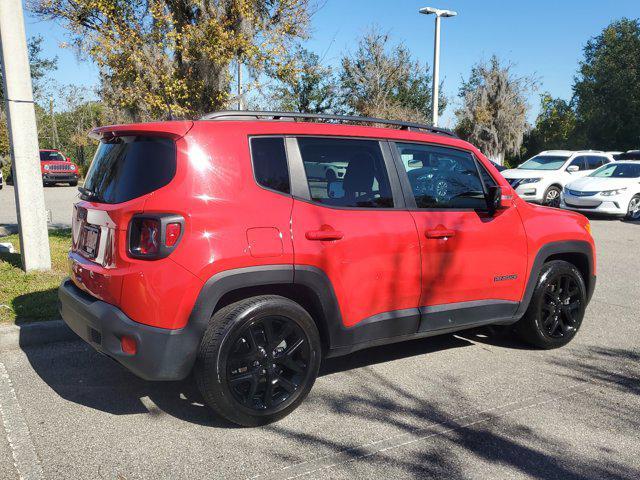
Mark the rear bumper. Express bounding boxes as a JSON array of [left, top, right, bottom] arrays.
[[58, 278, 200, 381]]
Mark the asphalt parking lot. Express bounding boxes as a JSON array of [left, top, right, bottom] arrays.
[[0, 185, 78, 227], [0, 216, 639, 479]]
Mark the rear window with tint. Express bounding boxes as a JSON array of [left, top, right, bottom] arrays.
[[250, 137, 290, 194], [83, 136, 176, 204]]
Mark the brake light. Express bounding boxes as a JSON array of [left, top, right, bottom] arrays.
[[128, 214, 184, 259], [165, 222, 181, 247]]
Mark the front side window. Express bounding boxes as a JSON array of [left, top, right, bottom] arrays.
[[250, 137, 290, 194], [569, 156, 588, 171], [297, 137, 393, 208], [396, 143, 487, 209]]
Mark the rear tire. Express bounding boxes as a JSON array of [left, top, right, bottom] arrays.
[[195, 295, 322, 427], [514, 260, 586, 349], [543, 185, 562, 208], [625, 195, 640, 220]]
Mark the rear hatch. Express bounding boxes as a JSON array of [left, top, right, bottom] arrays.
[[70, 123, 191, 303]]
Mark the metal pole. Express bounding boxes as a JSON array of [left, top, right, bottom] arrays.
[[0, 0, 51, 271], [237, 58, 243, 110], [432, 15, 441, 127], [49, 96, 58, 149]]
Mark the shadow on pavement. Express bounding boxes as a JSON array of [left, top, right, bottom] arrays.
[[20, 332, 472, 428], [19, 330, 640, 479]]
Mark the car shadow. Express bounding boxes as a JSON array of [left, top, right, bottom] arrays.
[[20, 332, 473, 429], [18, 330, 640, 479]]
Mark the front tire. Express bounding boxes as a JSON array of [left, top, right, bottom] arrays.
[[626, 195, 640, 220], [195, 295, 322, 427], [514, 260, 586, 349], [69, 180, 78, 187], [543, 185, 562, 208]]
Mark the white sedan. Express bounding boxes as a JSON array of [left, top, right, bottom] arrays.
[[561, 161, 640, 220]]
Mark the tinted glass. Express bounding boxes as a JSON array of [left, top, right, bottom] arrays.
[[40, 151, 65, 161], [590, 163, 640, 178], [250, 137, 290, 194], [298, 137, 393, 208], [569, 156, 588, 171], [83, 136, 176, 204], [396, 143, 487, 209], [478, 162, 497, 187], [586, 156, 606, 169], [519, 155, 569, 170]]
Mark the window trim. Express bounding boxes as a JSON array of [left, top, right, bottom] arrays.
[[285, 135, 406, 211], [389, 140, 493, 212], [248, 135, 292, 197]]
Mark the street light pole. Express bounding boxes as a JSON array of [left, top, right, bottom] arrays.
[[0, 0, 51, 271], [419, 6, 457, 127]]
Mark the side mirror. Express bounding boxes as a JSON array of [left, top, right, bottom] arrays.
[[567, 165, 579, 173], [486, 186, 511, 215], [66, 157, 71, 162]]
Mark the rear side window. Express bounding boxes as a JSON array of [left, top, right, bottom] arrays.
[[297, 137, 393, 208], [586, 156, 607, 169], [250, 137, 290, 194], [83, 136, 176, 204]]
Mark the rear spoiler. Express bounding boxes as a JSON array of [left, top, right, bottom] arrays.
[[89, 121, 194, 141]]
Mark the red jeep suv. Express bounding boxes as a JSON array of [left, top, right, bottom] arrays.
[[58, 112, 596, 426], [40, 149, 79, 186]]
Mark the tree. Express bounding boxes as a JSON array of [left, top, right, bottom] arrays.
[[455, 56, 537, 164], [32, 0, 315, 121], [573, 18, 640, 150], [0, 35, 58, 164], [269, 47, 338, 114], [0, 35, 57, 103], [522, 93, 578, 156], [39, 85, 104, 164], [339, 29, 445, 123]]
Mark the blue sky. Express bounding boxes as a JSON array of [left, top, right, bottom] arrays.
[[23, 0, 640, 126]]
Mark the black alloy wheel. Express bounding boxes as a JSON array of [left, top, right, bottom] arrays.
[[226, 315, 310, 412], [514, 260, 587, 348], [540, 273, 582, 339], [196, 295, 321, 426]]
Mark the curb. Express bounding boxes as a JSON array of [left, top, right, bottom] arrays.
[[0, 320, 78, 352]]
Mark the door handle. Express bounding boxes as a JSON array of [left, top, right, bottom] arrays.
[[426, 227, 456, 239], [305, 229, 344, 241]]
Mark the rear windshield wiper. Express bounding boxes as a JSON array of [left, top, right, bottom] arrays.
[[78, 186, 104, 202]]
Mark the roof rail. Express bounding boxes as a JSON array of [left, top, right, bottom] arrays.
[[200, 110, 458, 138]]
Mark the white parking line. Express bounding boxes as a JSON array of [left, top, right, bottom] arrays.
[[0, 362, 44, 480]]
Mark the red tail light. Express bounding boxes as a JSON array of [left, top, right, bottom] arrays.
[[165, 222, 181, 247], [128, 214, 184, 259]]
